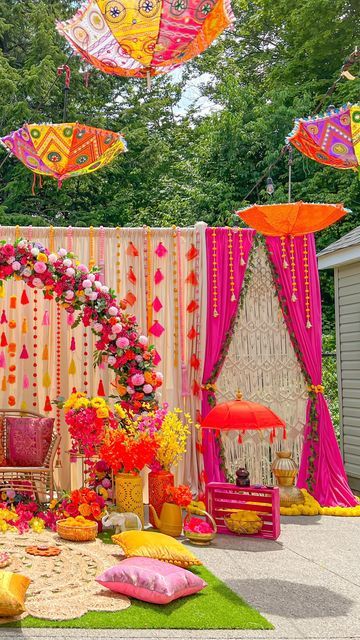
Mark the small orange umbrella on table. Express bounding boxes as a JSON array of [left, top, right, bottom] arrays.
[[201, 391, 286, 443]]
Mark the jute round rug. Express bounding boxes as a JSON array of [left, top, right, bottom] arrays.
[[0, 530, 130, 622]]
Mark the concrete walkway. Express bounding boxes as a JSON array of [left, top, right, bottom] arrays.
[[2, 516, 360, 640]]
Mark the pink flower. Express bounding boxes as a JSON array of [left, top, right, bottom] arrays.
[[113, 323, 122, 334], [11, 261, 21, 271], [1, 244, 15, 258], [116, 337, 129, 349], [78, 264, 88, 273], [33, 277, 44, 288], [138, 335, 148, 346], [131, 373, 145, 387], [34, 261, 47, 274], [143, 384, 153, 394], [108, 306, 118, 316], [93, 323, 103, 332]]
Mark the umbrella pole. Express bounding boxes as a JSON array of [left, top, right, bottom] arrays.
[[287, 146, 293, 203], [146, 71, 151, 92]]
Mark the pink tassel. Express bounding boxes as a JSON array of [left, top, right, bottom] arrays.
[[154, 269, 164, 285], [153, 350, 161, 365], [149, 321, 165, 337], [70, 337, 76, 351], [152, 297, 163, 312], [155, 242, 168, 258], [181, 362, 190, 397], [0, 311, 7, 324], [67, 312, 74, 326], [42, 310, 50, 326], [20, 345, 29, 359], [23, 374, 29, 390], [0, 352, 5, 368]]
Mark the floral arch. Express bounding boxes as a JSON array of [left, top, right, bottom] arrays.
[[0, 238, 162, 409]]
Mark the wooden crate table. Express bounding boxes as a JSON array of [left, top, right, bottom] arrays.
[[206, 483, 280, 540]]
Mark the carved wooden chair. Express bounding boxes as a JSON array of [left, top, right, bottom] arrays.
[[0, 409, 60, 503]]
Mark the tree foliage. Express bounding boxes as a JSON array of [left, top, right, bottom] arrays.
[[0, 0, 359, 327]]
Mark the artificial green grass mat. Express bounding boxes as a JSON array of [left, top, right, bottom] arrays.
[[6, 533, 273, 630]]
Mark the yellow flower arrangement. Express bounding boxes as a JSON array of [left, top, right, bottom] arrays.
[[91, 397, 107, 409], [154, 409, 192, 471], [37, 252, 48, 263], [29, 517, 45, 533], [281, 489, 360, 517], [96, 407, 109, 419], [63, 392, 87, 413]]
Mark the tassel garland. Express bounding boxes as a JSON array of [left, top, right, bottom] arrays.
[[0, 352, 5, 368], [1, 332, 7, 347], [97, 379, 106, 397], [42, 344, 49, 360], [23, 374, 29, 390], [70, 337, 76, 351], [22, 318, 28, 334], [9, 296, 17, 309], [21, 289, 29, 305], [0, 311, 7, 324], [44, 395, 52, 413], [68, 358, 76, 375], [42, 371, 51, 388], [20, 345, 29, 359], [42, 310, 50, 326]]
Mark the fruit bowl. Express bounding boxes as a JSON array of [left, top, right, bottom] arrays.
[[224, 509, 263, 535], [183, 509, 217, 546]]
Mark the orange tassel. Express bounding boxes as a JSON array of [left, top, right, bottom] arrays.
[[22, 318, 28, 334], [1, 376, 6, 391], [8, 374, 16, 384], [185, 270, 199, 286], [9, 296, 17, 309], [42, 344, 49, 360], [68, 358, 76, 375], [42, 371, 51, 388]]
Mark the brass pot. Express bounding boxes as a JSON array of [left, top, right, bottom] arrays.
[[271, 451, 304, 507]]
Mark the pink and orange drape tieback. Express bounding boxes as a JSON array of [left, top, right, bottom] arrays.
[[308, 384, 324, 394], [202, 383, 217, 394]]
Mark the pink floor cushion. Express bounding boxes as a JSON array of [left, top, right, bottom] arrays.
[[6, 417, 54, 466], [96, 556, 207, 604]]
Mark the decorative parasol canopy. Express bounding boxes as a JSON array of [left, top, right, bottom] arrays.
[[0, 122, 127, 187], [237, 201, 348, 236], [56, 0, 235, 79], [286, 103, 360, 172], [201, 392, 285, 432]]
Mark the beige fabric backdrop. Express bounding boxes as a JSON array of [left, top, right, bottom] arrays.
[[0, 225, 205, 494]]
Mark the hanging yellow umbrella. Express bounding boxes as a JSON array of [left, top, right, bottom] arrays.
[[0, 122, 127, 188]]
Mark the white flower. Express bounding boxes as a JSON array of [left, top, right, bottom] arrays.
[[65, 290, 74, 300], [101, 286, 109, 294], [108, 356, 116, 366], [88, 292, 98, 301], [82, 279, 92, 288], [33, 277, 44, 288], [22, 268, 31, 277], [94, 281, 102, 290], [58, 248, 67, 257], [48, 253, 57, 264], [63, 258, 72, 268], [109, 333, 116, 341], [126, 386, 135, 395], [156, 372, 163, 381], [66, 267, 75, 277], [88, 274, 95, 282], [84, 287, 93, 296], [31, 247, 39, 257], [93, 322, 103, 332], [7, 256, 15, 264], [138, 335, 148, 346]]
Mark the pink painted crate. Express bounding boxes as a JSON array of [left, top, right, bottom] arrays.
[[206, 483, 281, 540]]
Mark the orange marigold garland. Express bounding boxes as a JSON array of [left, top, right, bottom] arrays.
[[303, 234, 312, 329], [211, 229, 218, 318]]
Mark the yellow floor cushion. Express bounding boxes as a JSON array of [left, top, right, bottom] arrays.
[[112, 530, 202, 568], [0, 571, 31, 617]]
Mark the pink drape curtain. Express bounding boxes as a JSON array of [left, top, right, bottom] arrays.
[[266, 234, 356, 507], [202, 228, 256, 483]]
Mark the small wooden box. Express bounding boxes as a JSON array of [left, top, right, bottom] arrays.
[[206, 483, 281, 540]]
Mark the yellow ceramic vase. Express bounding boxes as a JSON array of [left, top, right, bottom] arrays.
[[271, 451, 305, 507], [115, 473, 144, 527], [149, 502, 183, 537]]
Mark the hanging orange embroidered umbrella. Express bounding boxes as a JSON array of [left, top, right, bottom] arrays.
[[0, 122, 127, 188], [201, 392, 286, 442], [236, 202, 348, 236]]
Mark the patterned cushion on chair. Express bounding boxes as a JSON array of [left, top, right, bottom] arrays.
[[6, 417, 54, 467]]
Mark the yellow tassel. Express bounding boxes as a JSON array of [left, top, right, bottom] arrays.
[[1, 376, 6, 391], [0, 283, 5, 298], [68, 358, 76, 375], [20, 400, 27, 411], [42, 344, 49, 360], [22, 318, 28, 334], [42, 371, 51, 388]]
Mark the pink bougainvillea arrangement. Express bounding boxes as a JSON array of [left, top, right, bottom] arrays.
[[0, 238, 162, 411]]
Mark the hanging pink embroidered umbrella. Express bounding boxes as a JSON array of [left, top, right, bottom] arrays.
[[56, 0, 235, 84], [286, 103, 360, 173]]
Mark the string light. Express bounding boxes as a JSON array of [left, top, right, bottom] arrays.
[[89, 226, 95, 270], [55, 303, 62, 467], [303, 235, 312, 329], [83, 329, 88, 391], [48, 226, 55, 253], [212, 229, 218, 318], [228, 229, 236, 302]]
